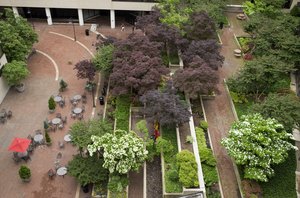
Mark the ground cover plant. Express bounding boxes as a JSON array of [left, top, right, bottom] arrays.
[[115, 95, 131, 131]]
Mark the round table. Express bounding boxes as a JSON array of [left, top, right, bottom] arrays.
[[54, 96, 62, 102], [34, 134, 44, 143], [73, 107, 82, 114], [57, 166, 67, 176], [64, 134, 72, 142], [234, 49, 242, 54], [52, 118, 61, 125], [73, 95, 82, 101], [17, 151, 28, 158]]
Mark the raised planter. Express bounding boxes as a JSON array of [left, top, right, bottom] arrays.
[[15, 83, 25, 92]]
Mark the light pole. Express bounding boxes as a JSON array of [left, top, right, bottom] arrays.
[[70, 17, 76, 41], [27, 9, 35, 30]]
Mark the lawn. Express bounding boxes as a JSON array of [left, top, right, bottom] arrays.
[[115, 95, 131, 131]]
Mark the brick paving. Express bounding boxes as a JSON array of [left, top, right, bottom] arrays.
[[0, 21, 131, 198], [202, 12, 245, 198]]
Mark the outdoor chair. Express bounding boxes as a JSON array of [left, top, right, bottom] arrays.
[[58, 141, 64, 149], [7, 110, 12, 119], [48, 169, 56, 180], [35, 129, 42, 135], [82, 97, 87, 104], [0, 117, 6, 124], [12, 153, 21, 164], [56, 113, 62, 119], [81, 105, 85, 113], [62, 116, 67, 124], [56, 152, 62, 159], [59, 101, 64, 108], [58, 123, 64, 130], [71, 113, 76, 119], [78, 114, 83, 120]]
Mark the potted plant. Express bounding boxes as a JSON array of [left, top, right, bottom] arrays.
[[48, 96, 56, 113], [59, 79, 68, 92], [19, 165, 31, 182], [45, 132, 52, 146], [2, 60, 30, 92]]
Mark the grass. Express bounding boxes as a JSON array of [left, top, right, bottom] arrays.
[[260, 150, 296, 198], [115, 95, 131, 131], [234, 99, 254, 118], [162, 125, 183, 193]]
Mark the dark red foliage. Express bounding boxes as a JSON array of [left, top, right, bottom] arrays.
[[183, 11, 217, 41], [140, 81, 191, 126], [73, 59, 96, 82], [173, 64, 219, 99], [110, 35, 169, 96]]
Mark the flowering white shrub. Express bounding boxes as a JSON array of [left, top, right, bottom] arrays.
[[221, 114, 296, 182], [88, 129, 148, 174]]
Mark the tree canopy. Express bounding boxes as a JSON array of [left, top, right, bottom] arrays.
[[110, 35, 169, 96], [2, 60, 30, 86], [88, 130, 148, 174], [250, 93, 300, 132], [222, 114, 295, 182], [92, 44, 115, 75], [0, 8, 38, 62], [74, 59, 96, 82], [140, 81, 191, 126]]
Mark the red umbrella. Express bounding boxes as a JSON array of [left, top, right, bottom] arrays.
[[8, 137, 31, 152]]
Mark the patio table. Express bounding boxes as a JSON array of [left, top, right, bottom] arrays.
[[57, 166, 67, 176], [64, 134, 72, 142], [73, 95, 82, 101], [73, 107, 82, 114], [52, 118, 61, 125], [34, 134, 44, 143], [54, 96, 62, 102], [17, 151, 28, 158]]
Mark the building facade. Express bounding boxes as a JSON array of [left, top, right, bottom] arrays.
[[0, 0, 157, 28], [0, 48, 9, 104]]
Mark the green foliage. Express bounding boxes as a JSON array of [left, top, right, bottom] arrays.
[[136, 120, 148, 136], [0, 8, 38, 62], [185, 135, 193, 144], [19, 165, 31, 180], [108, 173, 128, 193], [48, 96, 56, 110], [237, 37, 252, 53], [166, 167, 179, 181], [115, 95, 131, 131], [202, 164, 218, 186], [199, 120, 209, 130], [250, 93, 300, 132], [145, 139, 157, 161], [93, 44, 115, 74], [162, 125, 182, 193], [169, 48, 180, 64], [2, 60, 30, 86], [243, 0, 284, 16], [290, 5, 300, 17], [230, 92, 249, 104], [68, 155, 108, 186], [222, 114, 295, 182], [45, 132, 51, 144], [176, 150, 199, 188], [161, 51, 169, 66], [59, 79, 68, 92], [156, 137, 174, 155], [70, 119, 113, 149]]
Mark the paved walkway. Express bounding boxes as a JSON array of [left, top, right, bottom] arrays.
[[202, 12, 245, 198], [0, 22, 132, 198]]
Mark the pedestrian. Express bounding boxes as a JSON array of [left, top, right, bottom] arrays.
[[121, 24, 125, 31]]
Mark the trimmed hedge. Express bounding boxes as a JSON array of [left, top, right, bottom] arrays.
[[115, 95, 131, 131]]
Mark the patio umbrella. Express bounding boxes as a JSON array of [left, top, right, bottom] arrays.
[[8, 137, 31, 153]]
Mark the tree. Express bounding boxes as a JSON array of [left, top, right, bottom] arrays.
[[110, 35, 169, 96], [221, 114, 295, 182], [88, 130, 148, 174], [0, 8, 38, 62], [68, 155, 108, 186], [140, 81, 191, 126], [183, 11, 217, 40], [48, 96, 56, 111], [74, 59, 96, 82], [250, 93, 300, 132], [70, 119, 113, 154], [2, 60, 30, 86], [243, 0, 285, 16], [173, 61, 219, 98], [181, 40, 223, 70], [227, 55, 295, 99], [92, 44, 115, 75]]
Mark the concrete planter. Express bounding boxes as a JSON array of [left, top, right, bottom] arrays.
[[15, 83, 25, 92]]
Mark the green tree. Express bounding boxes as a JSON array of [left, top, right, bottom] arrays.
[[70, 119, 113, 154], [92, 44, 114, 75], [2, 60, 30, 86], [88, 130, 148, 174], [48, 96, 56, 111], [68, 155, 108, 186], [221, 114, 295, 182], [250, 93, 300, 132], [0, 8, 38, 61], [227, 55, 294, 99], [243, 0, 285, 16]]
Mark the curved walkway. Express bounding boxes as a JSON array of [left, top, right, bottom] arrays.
[[36, 49, 59, 81], [202, 12, 245, 198]]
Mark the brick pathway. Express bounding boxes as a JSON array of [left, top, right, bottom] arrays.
[[202, 12, 245, 198], [0, 22, 131, 198]]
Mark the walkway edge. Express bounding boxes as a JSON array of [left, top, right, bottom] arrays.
[[36, 49, 59, 81]]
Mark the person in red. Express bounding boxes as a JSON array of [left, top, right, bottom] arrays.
[[154, 129, 160, 140]]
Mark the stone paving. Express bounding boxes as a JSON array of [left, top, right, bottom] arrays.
[[202, 12, 245, 198], [0, 21, 131, 198]]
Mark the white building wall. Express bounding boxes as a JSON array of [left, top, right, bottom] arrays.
[[0, 0, 156, 11], [0, 54, 10, 105], [290, 0, 300, 9]]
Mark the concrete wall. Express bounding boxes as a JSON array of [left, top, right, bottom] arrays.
[[0, 53, 9, 104], [0, 0, 156, 11], [291, 0, 300, 9]]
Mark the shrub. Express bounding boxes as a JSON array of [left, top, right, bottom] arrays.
[[166, 167, 179, 181], [290, 5, 300, 17], [145, 139, 157, 161], [108, 174, 128, 193], [45, 132, 51, 144], [48, 96, 56, 110], [156, 137, 174, 155], [59, 79, 68, 92], [202, 164, 218, 186], [199, 120, 208, 130], [185, 135, 193, 144], [230, 92, 248, 104], [115, 95, 131, 131], [176, 150, 199, 188], [19, 165, 31, 180], [3, 60, 30, 86]]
